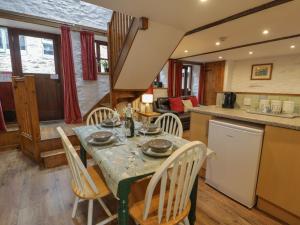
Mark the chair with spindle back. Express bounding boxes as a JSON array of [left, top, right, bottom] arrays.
[[86, 107, 114, 126], [155, 113, 183, 137], [57, 127, 117, 225], [129, 141, 207, 225]]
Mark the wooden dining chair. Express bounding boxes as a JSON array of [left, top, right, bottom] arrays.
[[155, 113, 183, 137], [129, 141, 207, 225], [86, 107, 114, 126], [57, 127, 117, 225]]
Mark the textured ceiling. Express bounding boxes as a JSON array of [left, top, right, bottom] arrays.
[[0, 0, 112, 30]]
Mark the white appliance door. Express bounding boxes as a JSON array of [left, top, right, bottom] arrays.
[[206, 120, 263, 208]]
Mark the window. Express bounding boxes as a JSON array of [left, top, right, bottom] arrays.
[[0, 28, 8, 52], [19, 35, 56, 74], [0, 27, 12, 72], [19, 36, 26, 51], [95, 41, 108, 73], [42, 39, 54, 56], [182, 65, 192, 96]]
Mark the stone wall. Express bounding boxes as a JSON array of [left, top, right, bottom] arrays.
[[0, 0, 112, 30]]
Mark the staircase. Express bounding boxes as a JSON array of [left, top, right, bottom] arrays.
[[107, 11, 184, 107], [39, 121, 82, 168]]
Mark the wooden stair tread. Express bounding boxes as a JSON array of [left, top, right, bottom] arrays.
[[41, 146, 80, 158]]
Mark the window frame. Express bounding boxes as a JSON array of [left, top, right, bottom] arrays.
[[95, 40, 109, 74]]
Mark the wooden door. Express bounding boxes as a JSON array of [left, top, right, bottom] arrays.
[[204, 61, 225, 105], [9, 28, 64, 121], [12, 76, 41, 162], [34, 75, 63, 121]]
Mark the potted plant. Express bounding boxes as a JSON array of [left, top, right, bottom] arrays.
[[100, 60, 109, 73]]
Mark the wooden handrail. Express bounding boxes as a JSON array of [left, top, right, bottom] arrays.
[[108, 11, 148, 87]]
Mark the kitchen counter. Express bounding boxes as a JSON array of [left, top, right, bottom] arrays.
[[189, 105, 300, 131]]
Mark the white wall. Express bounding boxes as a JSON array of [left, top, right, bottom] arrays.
[[224, 54, 300, 94]]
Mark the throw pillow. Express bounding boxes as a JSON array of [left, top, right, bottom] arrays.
[[169, 97, 184, 113], [182, 100, 193, 112], [189, 96, 199, 107]]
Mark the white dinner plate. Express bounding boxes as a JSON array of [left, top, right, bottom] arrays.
[[138, 128, 162, 135], [141, 142, 175, 158], [87, 136, 116, 146]]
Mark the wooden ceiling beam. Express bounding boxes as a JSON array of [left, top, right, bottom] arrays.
[[185, 0, 293, 36], [176, 33, 300, 60]]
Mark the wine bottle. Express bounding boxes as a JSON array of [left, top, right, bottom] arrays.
[[125, 104, 135, 138]]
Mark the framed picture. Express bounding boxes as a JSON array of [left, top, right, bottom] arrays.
[[251, 63, 273, 80]]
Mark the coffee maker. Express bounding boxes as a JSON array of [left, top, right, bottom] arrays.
[[222, 92, 236, 108]]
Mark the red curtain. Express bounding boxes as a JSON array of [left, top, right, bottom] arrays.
[[0, 101, 6, 132], [80, 31, 97, 80], [198, 63, 206, 105], [61, 26, 82, 124], [168, 59, 175, 97], [174, 61, 183, 97]]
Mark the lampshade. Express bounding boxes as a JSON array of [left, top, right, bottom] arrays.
[[142, 94, 153, 104]]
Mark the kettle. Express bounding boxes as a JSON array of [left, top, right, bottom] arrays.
[[222, 92, 236, 109]]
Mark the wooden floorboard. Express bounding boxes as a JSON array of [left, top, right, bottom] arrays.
[[40, 120, 85, 141], [0, 149, 284, 225]]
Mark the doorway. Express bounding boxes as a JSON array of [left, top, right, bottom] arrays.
[[7, 27, 64, 121], [181, 65, 192, 96], [203, 61, 225, 105]]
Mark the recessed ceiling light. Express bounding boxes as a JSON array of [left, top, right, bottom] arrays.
[[184, 50, 189, 53], [290, 45, 296, 49], [249, 51, 253, 55], [262, 29, 269, 35], [218, 56, 223, 59], [200, 0, 208, 2], [215, 42, 221, 46]]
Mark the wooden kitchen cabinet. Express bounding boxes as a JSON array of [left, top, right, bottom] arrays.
[[190, 112, 212, 144], [257, 125, 300, 224], [190, 112, 213, 177]]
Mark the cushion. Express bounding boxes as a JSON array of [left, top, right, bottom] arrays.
[[169, 97, 184, 113], [189, 96, 199, 107], [182, 100, 193, 112]]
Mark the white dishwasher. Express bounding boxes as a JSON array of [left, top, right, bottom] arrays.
[[206, 119, 264, 208]]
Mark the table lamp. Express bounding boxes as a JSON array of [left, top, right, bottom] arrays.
[[142, 94, 153, 113]]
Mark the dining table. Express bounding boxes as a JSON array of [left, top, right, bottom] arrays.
[[73, 122, 212, 225]]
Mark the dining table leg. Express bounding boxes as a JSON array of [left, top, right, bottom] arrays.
[[188, 175, 199, 225], [80, 144, 87, 167], [117, 180, 132, 225]]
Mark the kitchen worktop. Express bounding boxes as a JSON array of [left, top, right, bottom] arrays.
[[189, 105, 300, 131]]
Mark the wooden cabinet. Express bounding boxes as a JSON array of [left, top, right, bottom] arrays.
[[190, 112, 212, 145], [190, 112, 213, 177], [257, 125, 300, 224]]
